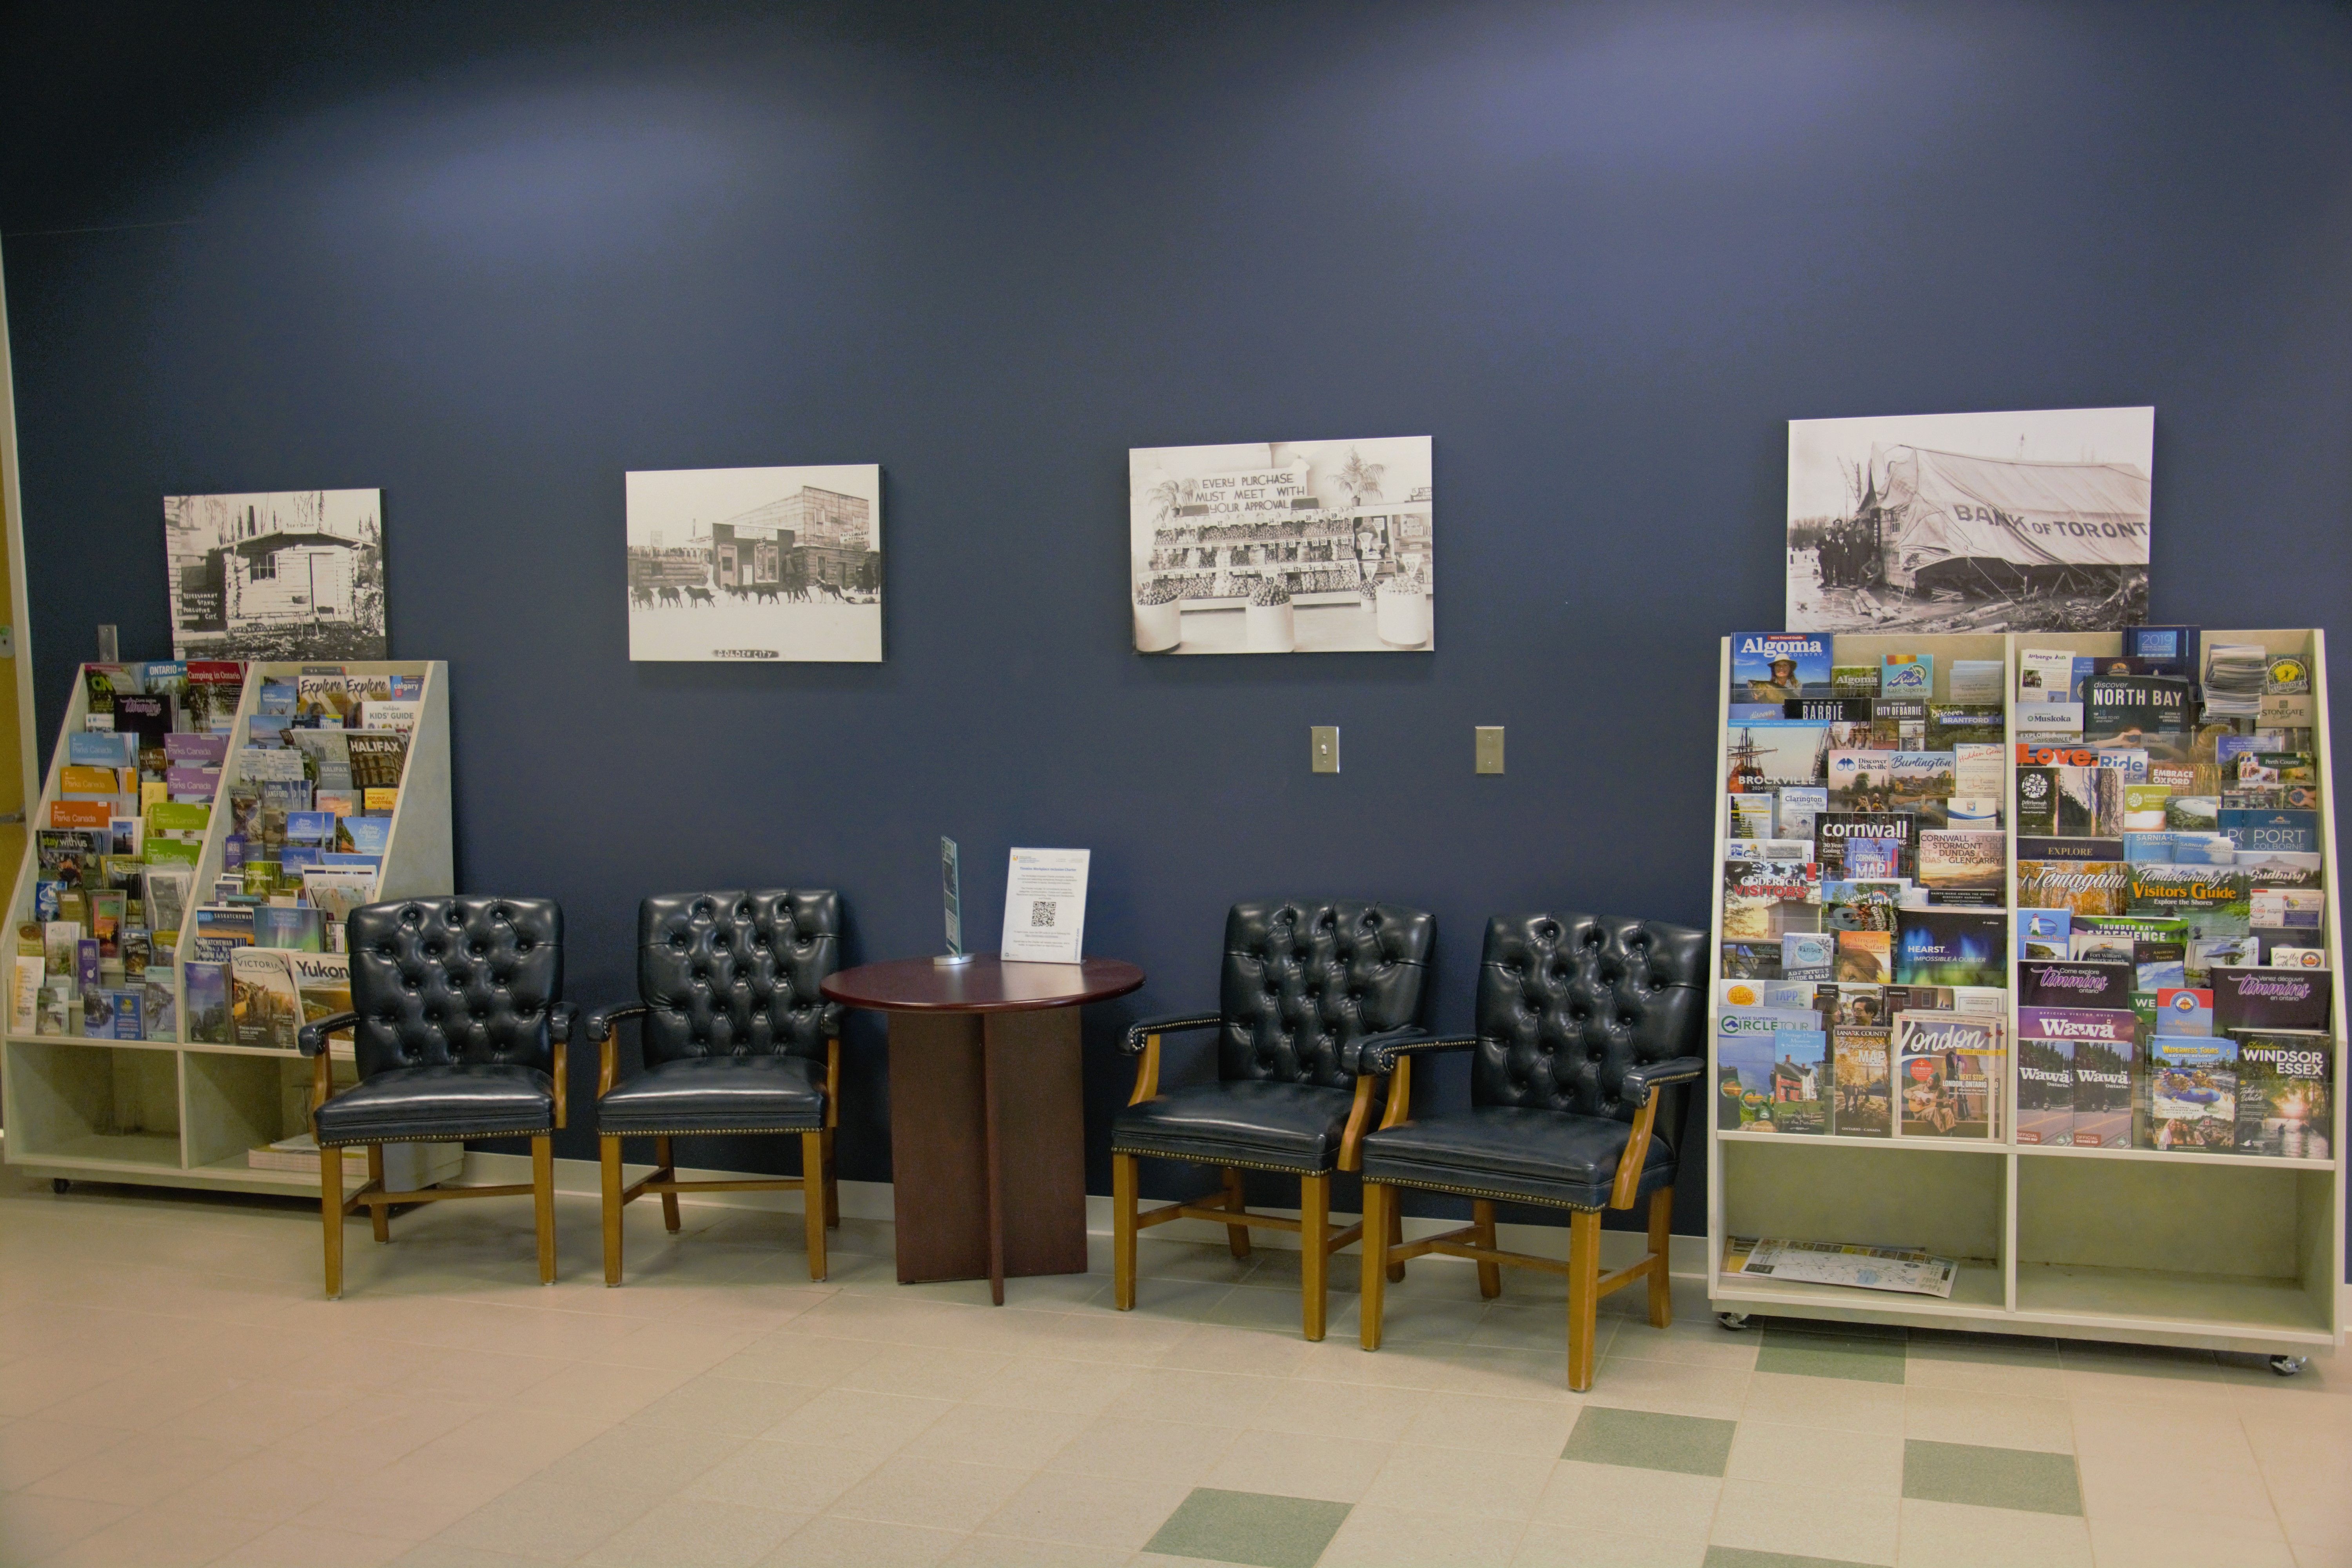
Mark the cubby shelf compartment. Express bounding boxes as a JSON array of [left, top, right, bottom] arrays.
[[2010, 1266, 2334, 1341], [0, 661, 453, 1200], [2, 1038, 182, 1171], [1704, 629, 2346, 1359]]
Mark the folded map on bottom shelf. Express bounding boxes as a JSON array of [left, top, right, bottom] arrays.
[[1722, 1235, 1959, 1298], [248, 1134, 461, 1187]]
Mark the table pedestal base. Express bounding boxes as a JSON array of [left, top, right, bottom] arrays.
[[886, 1006, 1089, 1301]]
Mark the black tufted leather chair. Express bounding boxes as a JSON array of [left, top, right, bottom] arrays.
[[1353, 913, 1707, 1390], [300, 897, 575, 1298], [1109, 900, 1434, 1340], [584, 891, 846, 1283]]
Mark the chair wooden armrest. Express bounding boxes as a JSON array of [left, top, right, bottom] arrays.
[[1121, 1012, 1222, 1106], [1608, 1056, 1705, 1210], [590, 1004, 648, 1099]]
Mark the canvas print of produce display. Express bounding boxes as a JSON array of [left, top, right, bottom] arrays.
[[1129, 437, 1432, 654]]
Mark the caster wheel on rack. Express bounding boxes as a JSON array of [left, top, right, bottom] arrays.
[[2269, 1355, 2308, 1377], [51, 1178, 70, 1194], [1717, 1312, 1752, 1332]]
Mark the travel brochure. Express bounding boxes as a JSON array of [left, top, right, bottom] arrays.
[[15, 659, 247, 1042], [1717, 628, 2334, 1170], [2004, 630, 2333, 1156], [1720, 632, 2016, 1161], [1722, 1235, 1958, 1299], [184, 666, 417, 1046], [7, 661, 424, 1050]]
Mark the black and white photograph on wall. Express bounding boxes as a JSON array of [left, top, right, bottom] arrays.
[[1786, 407, 2154, 634], [164, 490, 387, 661], [1130, 436, 1432, 653], [626, 465, 882, 662]]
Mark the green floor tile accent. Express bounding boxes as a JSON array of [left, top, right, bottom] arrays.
[[1758, 1315, 1908, 1341], [1754, 1327, 1909, 1383], [1562, 1405, 1737, 1477], [1703, 1549, 1880, 1568], [1903, 1439, 2082, 1516], [1904, 1329, 2062, 1368], [1143, 1488, 1352, 1568]]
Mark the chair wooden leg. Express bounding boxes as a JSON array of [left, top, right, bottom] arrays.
[[1473, 1199, 1502, 1299], [532, 1135, 557, 1285], [1220, 1166, 1251, 1258], [1385, 1190, 1406, 1282], [600, 1135, 625, 1287], [1646, 1187, 1675, 1329], [1111, 1153, 1138, 1311], [367, 1145, 390, 1242], [1358, 1181, 1387, 1350], [1567, 1208, 1602, 1392], [822, 1128, 840, 1228], [1299, 1173, 1330, 1342], [800, 1131, 828, 1281], [321, 1140, 344, 1299], [655, 1136, 682, 1232]]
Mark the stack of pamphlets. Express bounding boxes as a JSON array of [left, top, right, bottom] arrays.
[[2016, 627, 2323, 982], [2009, 630, 2332, 1157], [1722, 1235, 1959, 1298], [1719, 633, 2011, 1142], [15, 660, 245, 1042], [185, 666, 417, 1047]]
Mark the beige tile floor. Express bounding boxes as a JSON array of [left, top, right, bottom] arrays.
[[0, 1170, 2344, 1568]]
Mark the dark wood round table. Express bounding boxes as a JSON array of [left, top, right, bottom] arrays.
[[823, 957, 1143, 1303]]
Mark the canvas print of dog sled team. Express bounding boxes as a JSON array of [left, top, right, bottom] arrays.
[[625, 465, 883, 662]]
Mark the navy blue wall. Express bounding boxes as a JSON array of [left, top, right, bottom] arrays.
[[5, 2, 2350, 1234]]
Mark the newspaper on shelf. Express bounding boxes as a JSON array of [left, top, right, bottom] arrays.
[[1723, 1235, 1958, 1298]]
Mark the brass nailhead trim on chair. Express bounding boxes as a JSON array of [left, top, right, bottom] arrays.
[[317, 1129, 554, 1148], [1364, 1174, 1605, 1214], [593, 1124, 822, 1138], [1109, 1146, 1330, 1176]]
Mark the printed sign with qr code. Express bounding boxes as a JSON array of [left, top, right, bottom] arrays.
[[1002, 847, 1089, 963]]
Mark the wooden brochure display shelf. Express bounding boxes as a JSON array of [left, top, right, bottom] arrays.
[[1706, 630, 2345, 1358], [0, 661, 452, 1198]]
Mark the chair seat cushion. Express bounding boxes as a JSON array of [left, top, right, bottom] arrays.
[[1111, 1080, 1356, 1172], [1360, 1105, 1676, 1210], [315, 1063, 555, 1146], [597, 1055, 825, 1136]]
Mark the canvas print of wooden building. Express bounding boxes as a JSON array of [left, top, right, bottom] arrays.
[[626, 465, 882, 662], [1129, 437, 1433, 654], [164, 490, 387, 660]]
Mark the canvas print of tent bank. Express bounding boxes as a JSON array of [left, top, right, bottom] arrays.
[[1786, 407, 2154, 634], [626, 465, 881, 662], [1131, 437, 1433, 654], [165, 490, 387, 661]]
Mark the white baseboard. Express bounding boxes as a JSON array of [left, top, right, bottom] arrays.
[[462, 1148, 1715, 1279]]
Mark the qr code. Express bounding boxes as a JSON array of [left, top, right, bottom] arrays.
[[1029, 900, 1057, 928]]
